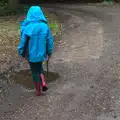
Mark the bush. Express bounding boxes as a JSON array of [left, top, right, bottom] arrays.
[[0, 0, 7, 10]]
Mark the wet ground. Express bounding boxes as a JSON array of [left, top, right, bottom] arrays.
[[12, 69, 60, 89], [1, 4, 120, 120]]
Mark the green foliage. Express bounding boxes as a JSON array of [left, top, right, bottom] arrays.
[[49, 23, 57, 31], [0, 0, 8, 10], [0, 0, 9, 16]]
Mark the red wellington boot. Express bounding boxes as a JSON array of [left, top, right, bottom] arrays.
[[40, 73, 48, 92], [36, 82, 41, 96]]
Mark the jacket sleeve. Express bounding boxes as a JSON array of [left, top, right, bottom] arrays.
[[18, 33, 27, 56], [46, 28, 54, 56]]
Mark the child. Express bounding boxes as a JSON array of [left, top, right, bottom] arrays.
[[18, 6, 54, 96]]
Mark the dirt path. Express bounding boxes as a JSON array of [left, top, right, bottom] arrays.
[[1, 4, 120, 120]]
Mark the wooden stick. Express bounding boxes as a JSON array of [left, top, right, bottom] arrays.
[[47, 59, 49, 77]]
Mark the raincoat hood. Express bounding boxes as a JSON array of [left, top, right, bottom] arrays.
[[20, 6, 47, 33], [26, 6, 47, 22]]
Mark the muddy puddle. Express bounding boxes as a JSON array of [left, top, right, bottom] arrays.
[[11, 69, 60, 90]]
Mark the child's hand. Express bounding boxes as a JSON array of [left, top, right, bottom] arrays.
[[25, 58, 28, 61]]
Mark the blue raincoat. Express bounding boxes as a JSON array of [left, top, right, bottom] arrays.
[[18, 6, 54, 62]]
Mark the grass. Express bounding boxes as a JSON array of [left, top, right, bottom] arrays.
[[49, 23, 58, 33]]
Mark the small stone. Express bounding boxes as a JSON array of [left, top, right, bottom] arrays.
[[90, 85, 94, 88], [112, 115, 117, 118], [0, 90, 2, 93]]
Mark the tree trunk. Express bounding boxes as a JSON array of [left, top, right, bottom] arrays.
[[7, 0, 18, 12], [104, 0, 112, 2]]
